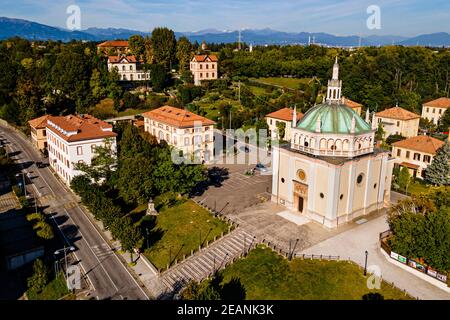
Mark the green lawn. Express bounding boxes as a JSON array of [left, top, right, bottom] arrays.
[[144, 200, 230, 270], [27, 273, 70, 300], [217, 246, 412, 300], [395, 179, 432, 196], [251, 77, 312, 90]]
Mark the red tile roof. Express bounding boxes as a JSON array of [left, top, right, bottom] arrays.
[[400, 162, 420, 170], [108, 55, 137, 63], [376, 106, 420, 121], [266, 108, 304, 122], [46, 114, 117, 142], [97, 40, 129, 48], [28, 115, 50, 129], [192, 55, 218, 62], [393, 135, 444, 155], [143, 106, 216, 128], [342, 97, 363, 109], [423, 97, 450, 109]]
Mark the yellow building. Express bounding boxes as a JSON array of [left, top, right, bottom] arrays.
[[143, 106, 216, 163], [421, 97, 450, 125], [392, 135, 444, 178], [272, 59, 395, 229], [28, 115, 50, 153], [266, 107, 303, 141], [374, 106, 420, 138]]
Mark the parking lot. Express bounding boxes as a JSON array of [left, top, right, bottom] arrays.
[[194, 163, 273, 215]]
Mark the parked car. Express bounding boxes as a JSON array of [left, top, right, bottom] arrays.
[[254, 163, 268, 173]]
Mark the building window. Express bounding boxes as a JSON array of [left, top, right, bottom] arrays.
[[206, 64, 209, 69], [270, 119, 272, 125], [91, 145, 96, 153], [374, 183, 377, 189], [439, 109, 442, 114], [200, 64, 203, 69], [432, 109, 435, 113], [281, 178, 285, 183], [212, 64, 215, 69], [184, 137, 190, 146], [122, 66, 125, 71], [130, 65, 133, 71], [406, 151, 410, 159], [426, 108, 429, 112], [77, 146, 83, 155], [357, 173, 364, 185], [397, 149, 401, 157], [423, 155, 431, 163], [340, 194, 344, 200], [205, 134, 210, 142], [320, 193, 325, 198], [397, 121, 400, 127], [212, 73, 215, 78], [413, 153, 421, 161]]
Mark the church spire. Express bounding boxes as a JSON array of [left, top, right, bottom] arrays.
[[292, 105, 297, 128], [326, 57, 343, 104]]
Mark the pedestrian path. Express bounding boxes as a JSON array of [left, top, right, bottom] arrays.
[[159, 229, 256, 294]]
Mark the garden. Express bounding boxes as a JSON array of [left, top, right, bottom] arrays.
[[181, 246, 412, 300]]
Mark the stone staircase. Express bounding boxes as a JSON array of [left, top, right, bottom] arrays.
[[160, 229, 257, 294]]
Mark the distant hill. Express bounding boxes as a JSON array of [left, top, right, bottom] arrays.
[[1, 17, 449, 47]]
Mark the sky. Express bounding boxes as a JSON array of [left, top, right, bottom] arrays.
[[2, 0, 449, 36]]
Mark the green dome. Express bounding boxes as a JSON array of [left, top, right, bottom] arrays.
[[297, 103, 371, 134]]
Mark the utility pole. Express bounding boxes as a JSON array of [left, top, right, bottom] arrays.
[[238, 29, 242, 51]]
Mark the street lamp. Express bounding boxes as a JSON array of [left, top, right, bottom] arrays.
[[54, 246, 76, 278], [16, 172, 27, 197], [364, 250, 369, 276]]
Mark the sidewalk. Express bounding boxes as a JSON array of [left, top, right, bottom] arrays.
[[301, 214, 450, 300]]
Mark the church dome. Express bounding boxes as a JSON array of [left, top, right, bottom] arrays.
[[297, 103, 371, 135]]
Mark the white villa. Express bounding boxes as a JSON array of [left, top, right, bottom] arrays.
[[108, 55, 150, 82], [190, 55, 218, 86]]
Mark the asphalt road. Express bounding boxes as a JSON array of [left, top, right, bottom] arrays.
[[0, 124, 149, 300]]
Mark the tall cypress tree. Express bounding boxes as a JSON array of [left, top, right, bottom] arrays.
[[425, 141, 450, 186]]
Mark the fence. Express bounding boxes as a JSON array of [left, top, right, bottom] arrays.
[[379, 230, 449, 285]]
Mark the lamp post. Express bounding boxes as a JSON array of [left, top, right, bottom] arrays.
[[16, 172, 27, 197], [364, 250, 369, 276], [54, 246, 76, 278]]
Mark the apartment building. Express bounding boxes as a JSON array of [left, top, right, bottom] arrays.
[[107, 55, 150, 81], [392, 135, 444, 178], [143, 106, 216, 163], [190, 55, 218, 86], [45, 114, 117, 185], [421, 97, 450, 125], [374, 106, 420, 138]]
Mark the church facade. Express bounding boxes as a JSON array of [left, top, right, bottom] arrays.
[[271, 59, 395, 229]]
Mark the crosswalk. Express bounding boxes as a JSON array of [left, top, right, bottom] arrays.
[[91, 244, 115, 259]]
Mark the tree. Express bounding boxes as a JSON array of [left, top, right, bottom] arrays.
[[375, 122, 385, 141], [438, 108, 450, 132], [150, 64, 168, 92], [176, 36, 193, 71], [90, 69, 106, 100], [276, 121, 286, 141], [120, 218, 144, 263], [425, 141, 450, 185], [151, 27, 177, 69], [397, 166, 411, 192], [27, 259, 49, 293], [128, 35, 145, 58]]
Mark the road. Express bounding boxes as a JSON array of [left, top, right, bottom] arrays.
[[0, 123, 149, 300]]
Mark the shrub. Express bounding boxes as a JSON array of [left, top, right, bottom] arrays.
[[27, 259, 49, 294], [154, 191, 181, 211]]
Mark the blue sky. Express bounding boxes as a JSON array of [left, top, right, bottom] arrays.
[[2, 0, 449, 36]]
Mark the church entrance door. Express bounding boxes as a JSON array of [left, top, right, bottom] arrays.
[[298, 197, 304, 213]]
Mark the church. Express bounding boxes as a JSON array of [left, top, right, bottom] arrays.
[[271, 58, 395, 229]]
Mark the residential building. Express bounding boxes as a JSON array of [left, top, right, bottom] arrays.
[[373, 106, 420, 138], [190, 55, 218, 86], [271, 59, 395, 229], [97, 40, 129, 55], [45, 114, 117, 185], [421, 97, 450, 125], [143, 106, 216, 163], [342, 97, 363, 116], [392, 135, 444, 178], [28, 115, 50, 153], [266, 107, 304, 141], [107, 55, 150, 81]]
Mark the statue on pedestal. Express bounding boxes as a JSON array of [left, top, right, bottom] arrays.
[[146, 199, 158, 216]]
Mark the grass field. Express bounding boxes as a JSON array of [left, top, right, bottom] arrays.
[[251, 77, 312, 90], [144, 200, 230, 270], [217, 246, 412, 300], [27, 273, 70, 300]]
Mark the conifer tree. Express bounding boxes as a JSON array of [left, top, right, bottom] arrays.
[[425, 141, 450, 186]]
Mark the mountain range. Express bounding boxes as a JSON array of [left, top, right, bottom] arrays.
[[1, 17, 449, 47]]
